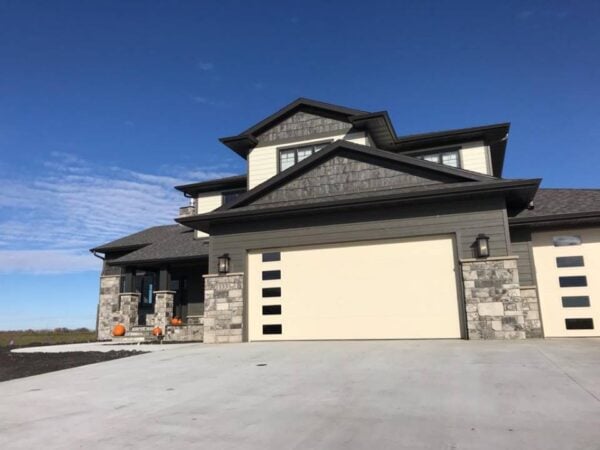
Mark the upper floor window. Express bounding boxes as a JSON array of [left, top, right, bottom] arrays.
[[416, 150, 460, 168], [278, 142, 329, 172], [222, 189, 245, 205]]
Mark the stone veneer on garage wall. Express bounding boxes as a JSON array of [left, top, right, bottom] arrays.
[[97, 275, 121, 340], [203, 273, 244, 343], [461, 256, 542, 339]]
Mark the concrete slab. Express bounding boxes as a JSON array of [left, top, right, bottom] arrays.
[[11, 342, 196, 353], [1, 339, 600, 449]]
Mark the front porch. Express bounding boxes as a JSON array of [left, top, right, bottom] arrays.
[[97, 257, 209, 342]]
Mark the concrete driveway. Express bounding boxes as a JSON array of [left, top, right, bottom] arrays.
[[0, 339, 599, 450]]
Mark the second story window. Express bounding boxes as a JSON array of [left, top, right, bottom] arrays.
[[278, 142, 329, 172], [416, 149, 460, 168]]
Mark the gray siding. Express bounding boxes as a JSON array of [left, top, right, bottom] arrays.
[[208, 197, 510, 274], [257, 111, 352, 144], [510, 229, 536, 286], [252, 154, 451, 209]]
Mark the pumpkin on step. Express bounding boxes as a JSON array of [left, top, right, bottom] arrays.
[[170, 317, 179, 326], [152, 326, 163, 336], [112, 324, 126, 337]]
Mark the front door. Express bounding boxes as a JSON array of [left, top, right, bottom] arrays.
[[171, 277, 188, 322], [136, 272, 157, 325]]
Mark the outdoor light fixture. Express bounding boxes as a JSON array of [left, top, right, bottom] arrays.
[[476, 234, 490, 258], [217, 253, 230, 274]]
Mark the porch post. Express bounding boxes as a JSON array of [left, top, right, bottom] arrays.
[[158, 268, 171, 291], [153, 290, 175, 330], [119, 292, 140, 330]]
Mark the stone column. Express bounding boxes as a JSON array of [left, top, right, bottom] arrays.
[[119, 293, 140, 330], [520, 286, 543, 338], [97, 275, 121, 340], [203, 273, 244, 344], [461, 256, 526, 339], [153, 290, 175, 330]]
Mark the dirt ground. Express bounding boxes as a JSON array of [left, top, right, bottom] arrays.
[[0, 346, 145, 382]]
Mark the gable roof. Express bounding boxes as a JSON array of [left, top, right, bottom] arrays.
[[176, 141, 540, 233], [220, 97, 368, 158], [510, 188, 600, 227], [216, 141, 497, 211]]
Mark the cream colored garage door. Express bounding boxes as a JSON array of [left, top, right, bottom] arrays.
[[248, 236, 462, 341], [532, 228, 600, 337]]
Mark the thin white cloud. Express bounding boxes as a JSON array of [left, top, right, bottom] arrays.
[[0, 151, 237, 274]]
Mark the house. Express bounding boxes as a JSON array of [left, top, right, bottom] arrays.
[[91, 98, 600, 343]]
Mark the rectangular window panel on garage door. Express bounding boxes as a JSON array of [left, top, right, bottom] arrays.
[[562, 296, 591, 308], [556, 256, 585, 268], [559, 276, 587, 287], [565, 318, 594, 330]]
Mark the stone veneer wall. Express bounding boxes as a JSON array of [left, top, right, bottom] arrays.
[[164, 324, 204, 342], [461, 256, 527, 339], [520, 287, 543, 338], [152, 291, 175, 330], [97, 275, 121, 340], [119, 293, 140, 330], [203, 273, 244, 343]]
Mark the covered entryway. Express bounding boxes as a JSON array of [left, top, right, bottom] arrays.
[[248, 235, 462, 341]]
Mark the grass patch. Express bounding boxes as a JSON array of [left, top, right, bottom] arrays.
[[0, 328, 96, 347]]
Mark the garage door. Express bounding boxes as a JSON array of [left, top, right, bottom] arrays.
[[248, 236, 462, 341], [532, 229, 600, 337]]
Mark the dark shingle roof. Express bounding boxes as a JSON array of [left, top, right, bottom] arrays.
[[91, 225, 178, 252], [91, 225, 208, 264], [512, 188, 600, 220]]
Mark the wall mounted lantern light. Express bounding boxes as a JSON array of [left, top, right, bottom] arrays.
[[217, 253, 230, 274], [476, 234, 490, 258]]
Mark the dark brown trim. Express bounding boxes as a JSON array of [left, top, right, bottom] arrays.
[[175, 175, 247, 196], [509, 211, 600, 228], [109, 254, 209, 267]]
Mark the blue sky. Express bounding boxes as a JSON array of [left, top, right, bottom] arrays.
[[1, 0, 599, 330]]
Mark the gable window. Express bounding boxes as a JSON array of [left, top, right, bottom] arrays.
[[416, 149, 460, 168], [278, 142, 329, 172]]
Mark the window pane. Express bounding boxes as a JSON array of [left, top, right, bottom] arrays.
[[562, 296, 590, 308], [565, 318, 594, 330], [262, 305, 282, 315], [553, 236, 582, 246], [262, 287, 281, 298], [262, 252, 280, 262], [556, 256, 584, 268], [559, 276, 587, 287], [442, 152, 459, 167], [262, 270, 281, 281], [279, 150, 296, 171], [297, 147, 313, 162], [263, 324, 282, 334], [423, 154, 439, 163]]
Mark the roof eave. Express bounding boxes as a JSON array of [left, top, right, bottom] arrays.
[[178, 179, 541, 233], [509, 211, 600, 228]]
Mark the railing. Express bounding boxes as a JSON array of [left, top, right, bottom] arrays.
[[179, 205, 195, 217]]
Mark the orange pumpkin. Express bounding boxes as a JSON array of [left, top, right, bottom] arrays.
[[176, 318, 183, 326], [152, 326, 163, 336], [170, 317, 179, 326], [112, 324, 126, 337]]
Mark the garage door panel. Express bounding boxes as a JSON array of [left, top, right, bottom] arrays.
[[248, 236, 462, 341]]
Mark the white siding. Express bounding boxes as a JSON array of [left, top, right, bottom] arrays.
[[460, 141, 491, 175], [248, 131, 371, 189], [195, 192, 222, 238]]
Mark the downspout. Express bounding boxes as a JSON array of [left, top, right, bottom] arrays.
[[90, 250, 105, 260]]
